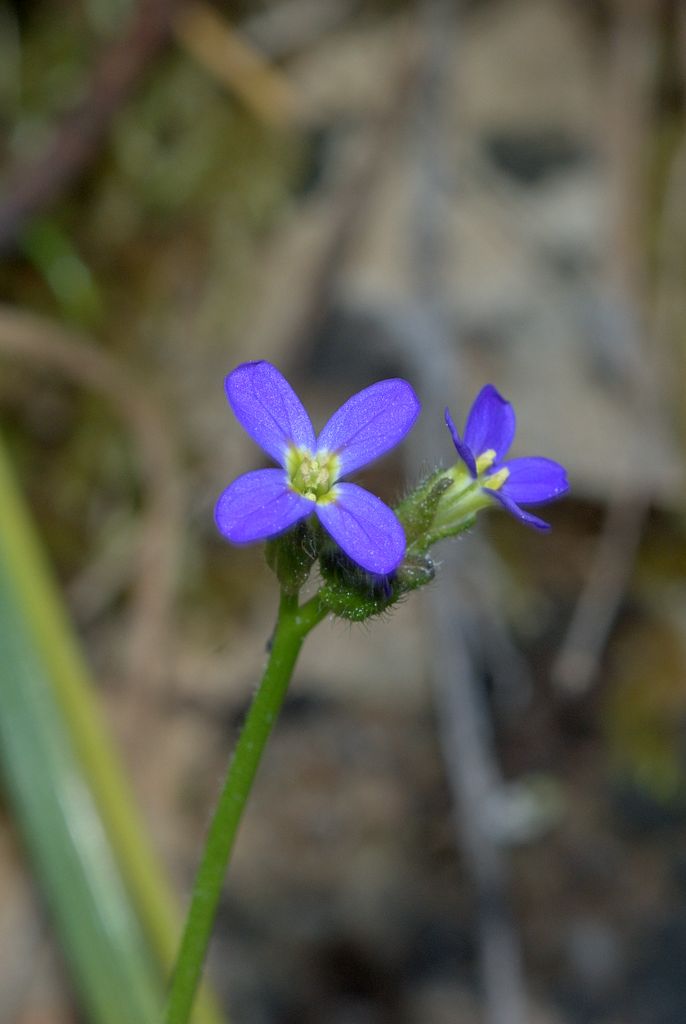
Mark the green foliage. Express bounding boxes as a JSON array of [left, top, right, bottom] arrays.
[[0, 560, 165, 1024], [0, 436, 225, 1024], [21, 218, 104, 326], [110, 57, 298, 222]]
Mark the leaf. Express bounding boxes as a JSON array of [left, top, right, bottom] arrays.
[[0, 434, 225, 1024]]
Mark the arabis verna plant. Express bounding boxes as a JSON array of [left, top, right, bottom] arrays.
[[165, 361, 569, 1024]]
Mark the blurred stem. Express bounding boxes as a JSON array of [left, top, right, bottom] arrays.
[[165, 589, 327, 1024]]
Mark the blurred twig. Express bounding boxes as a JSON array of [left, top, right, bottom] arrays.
[[399, 3, 529, 1022], [0, 305, 182, 697], [244, 23, 417, 368], [552, 0, 662, 693], [0, 0, 177, 255], [173, 1, 298, 126], [650, 0, 686, 408]]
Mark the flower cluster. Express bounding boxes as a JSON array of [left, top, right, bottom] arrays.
[[215, 362, 569, 580]]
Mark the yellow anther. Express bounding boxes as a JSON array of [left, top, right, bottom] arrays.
[[475, 448, 497, 474], [484, 467, 510, 492], [287, 446, 341, 502]]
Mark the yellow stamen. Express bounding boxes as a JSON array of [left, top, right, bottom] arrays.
[[484, 467, 510, 491], [287, 446, 340, 503], [475, 448, 497, 474]]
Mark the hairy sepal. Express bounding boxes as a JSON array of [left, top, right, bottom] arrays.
[[394, 470, 452, 550], [318, 545, 435, 622], [265, 522, 318, 594]]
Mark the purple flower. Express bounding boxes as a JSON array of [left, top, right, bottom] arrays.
[[215, 361, 421, 574], [444, 384, 568, 531]]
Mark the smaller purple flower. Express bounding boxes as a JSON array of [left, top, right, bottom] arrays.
[[215, 361, 421, 574], [444, 384, 568, 531]]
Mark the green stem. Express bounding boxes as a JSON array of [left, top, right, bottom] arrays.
[[164, 590, 326, 1024]]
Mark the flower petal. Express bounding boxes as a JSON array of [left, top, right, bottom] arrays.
[[445, 407, 477, 477], [501, 457, 569, 505], [215, 469, 312, 543], [464, 384, 516, 460], [315, 483, 406, 574], [225, 361, 316, 468], [485, 488, 551, 531], [316, 379, 420, 478]]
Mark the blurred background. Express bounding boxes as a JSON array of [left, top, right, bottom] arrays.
[[1, 0, 686, 1022]]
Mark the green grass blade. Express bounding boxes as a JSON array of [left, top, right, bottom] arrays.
[[0, 557, 164, 1023], [0, 433, 225, 1024]]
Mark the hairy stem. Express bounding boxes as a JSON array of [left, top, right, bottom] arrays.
[[165, 590, 326, 1024]]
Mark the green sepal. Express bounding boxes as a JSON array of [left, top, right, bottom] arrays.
[[265, 522, 317, 595], [396, 552, 436, 592], [318, 547, 435, 622], [394, 470, 452, 549]]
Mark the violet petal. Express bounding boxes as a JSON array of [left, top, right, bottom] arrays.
[[485, 488, 551, 531], [464, 384, 516, 460], [225, 361, 316, 468], [215, 469, 312, 543], [316, 379, 420, 478], [444, 407, 477, 477], [315, 483, 406, 574], [501, 457, 569, 505]]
